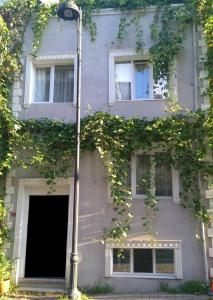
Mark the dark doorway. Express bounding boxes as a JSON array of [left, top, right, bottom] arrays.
[[25, 195, 69, 278]]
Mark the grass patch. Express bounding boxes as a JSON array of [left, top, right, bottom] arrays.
[[8, 282, 19, 294], [160, 283, 177, 294], [160, 281, 208, 295], [80, 283, 113, 295], [57, 292, 90, 300], [178, 281, 208, 294], [81, 293, 90, 300]]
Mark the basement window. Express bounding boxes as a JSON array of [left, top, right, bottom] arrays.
[[105, 240, 182, 279], [113, 248, 174, 274]]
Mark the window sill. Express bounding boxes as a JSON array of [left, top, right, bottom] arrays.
[[32, 102, 74, 104], [118, 99, 166, 102], [132, 195, 172, 201], [112, 98, 166, 102], [108, 196, 173, 204], [109, 99, 167, 106], [23, 102, 76, 108], [109, 273, 177, 279]]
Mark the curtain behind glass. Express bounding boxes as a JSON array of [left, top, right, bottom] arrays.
[[135, 63, 150, 99], [54, 65, 74, 103], [155, 154, 172, 196], [34, 67, 50, 102], [136, 154, 151, 195], [115, 62, 131, 100], [156, 249, 174, 273], [113, 249, 130, 272]]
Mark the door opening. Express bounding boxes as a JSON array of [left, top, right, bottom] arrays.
[[25, 195, 69, 278]]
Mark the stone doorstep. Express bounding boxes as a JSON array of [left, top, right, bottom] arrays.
[[18, 287, 65, 294], [17, 278, 66, 296], [16, 294, 61, 298], [15, 283, 66, 300]]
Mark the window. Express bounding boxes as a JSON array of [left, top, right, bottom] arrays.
[[132, 153, 172, 198], [105, 240, 182, 279], [115, 61, 167, 101], [108, 152, 179, 204], [34, 65, 74, 103], [24, 54, 77, 106], [113, 248, 174, 274], [109, 50, 171, 104], [113, 249, 130, 272]]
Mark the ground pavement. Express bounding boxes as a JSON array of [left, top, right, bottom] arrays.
[[90, 294, 212, 300], [1, 294, 213, 300]]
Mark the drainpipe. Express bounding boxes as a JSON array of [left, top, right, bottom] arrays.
[[198, 172, 209, 282], [193, 14, 209, 282], [192, 22, 198, 110]]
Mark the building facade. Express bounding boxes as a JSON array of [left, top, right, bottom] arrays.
[[7, 7, 212, 293]]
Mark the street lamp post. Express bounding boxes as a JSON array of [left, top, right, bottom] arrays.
[[57, 2, 82, 299]]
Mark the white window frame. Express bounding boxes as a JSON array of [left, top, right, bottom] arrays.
[[131, 150, 180, 204], [105, 240, 182, 279], [24, 54, 77, 106], [109, 49, 177, 105], [115, 60, 153, 101], [107, 150, 179, 205]]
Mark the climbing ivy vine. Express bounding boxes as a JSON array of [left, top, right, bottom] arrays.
[[0, 0, 213, 239], [197, 0, 213, 104], [4, 109, 212, 239]]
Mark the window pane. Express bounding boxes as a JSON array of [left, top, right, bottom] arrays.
[[54, 65, 74, 103], [122, 161, 131, 189], [155, 154, 172, 196], [156, 249, 174, 273], [34, 67, 50, 102], [113, 249, 130, 272], [153, 78, 168, 99], [135, 63, 150, 99], [136, 154, 150, 195], [115, 63, 131, 100], [134, 249, 153, 273]]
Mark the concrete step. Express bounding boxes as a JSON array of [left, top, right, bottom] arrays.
[[18, 278, 66, 294], [208, 228, 213, 237], [206, 189, 213, 199]]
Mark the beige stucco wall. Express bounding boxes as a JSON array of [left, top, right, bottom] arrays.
[[8, 7, 209, 292], [78, 151, 205, 291], [15, 9, 199, 121], [8, 151, 205, 292]]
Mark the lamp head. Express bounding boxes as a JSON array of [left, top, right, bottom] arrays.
[[57, 1, 80, 21]]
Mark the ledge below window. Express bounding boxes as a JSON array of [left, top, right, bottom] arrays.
[[23, 102, 76, 109], [108, 99, 167, 106], [109, 273, 177, 279]]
